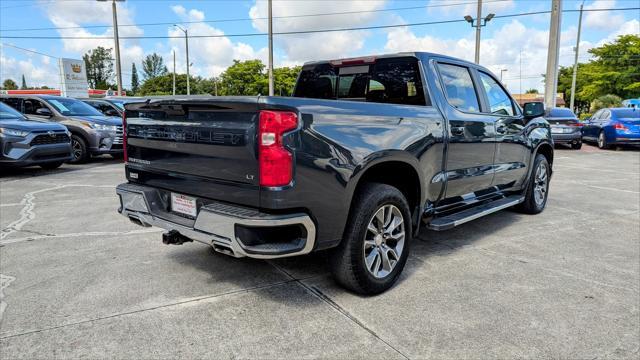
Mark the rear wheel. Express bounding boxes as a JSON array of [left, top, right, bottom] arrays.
[[517, 154, 550, 214], [329, 183, 411, 295], [597, 131, 610, 149], [69, 135, 89, 164], [571, 141, 582, 150], [39, 162, 63, 170]]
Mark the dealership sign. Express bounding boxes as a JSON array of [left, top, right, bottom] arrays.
[[58, 58, 88, 97]]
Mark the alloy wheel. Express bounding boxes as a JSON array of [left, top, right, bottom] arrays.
[[533, 162, 548, 206], [363, 204, 405, 279], [72, 139, 83, 160]]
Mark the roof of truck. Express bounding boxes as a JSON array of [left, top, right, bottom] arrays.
[[302, 52, 476, 67]]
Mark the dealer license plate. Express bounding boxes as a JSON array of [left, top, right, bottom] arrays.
[[171, 193, 197, 217]]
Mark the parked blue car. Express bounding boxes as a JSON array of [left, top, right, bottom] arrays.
[[582, 107, 640, 149]]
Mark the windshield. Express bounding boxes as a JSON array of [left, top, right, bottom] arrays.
[[612, 108, 640, 119], [47, 98, 103, 116], [0, 102, 26, 121], [548, 108, 576, 118]]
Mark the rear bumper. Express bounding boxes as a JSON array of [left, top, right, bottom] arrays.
[[116, 183, 316, 259], [551, 132, 581, 143]]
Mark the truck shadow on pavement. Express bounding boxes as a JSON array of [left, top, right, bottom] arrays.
[[165, 210, 522, 298]]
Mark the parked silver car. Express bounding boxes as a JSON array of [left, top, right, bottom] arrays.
[[0, 95, 123, 163]]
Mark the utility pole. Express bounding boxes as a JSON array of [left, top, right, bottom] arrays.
[[174, 24, 190, 95], [569, 2, 584, 112], [99, 0, 125, 95], [474, 0, 482, 64], [268, 0, 274, 96], [172, 50, 176, 96], [544, 0, 562, 110]]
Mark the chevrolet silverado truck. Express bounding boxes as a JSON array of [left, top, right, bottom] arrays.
[[116, 52, 553, 294]]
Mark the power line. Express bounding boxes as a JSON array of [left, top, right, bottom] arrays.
[[0, 0, 509, 32], [1, 43, 59, 59], [0, 6, 637, 40]]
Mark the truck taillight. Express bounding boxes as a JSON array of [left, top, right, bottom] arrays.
[[122, 112, 128, 163], [258, 110, 298, 187]]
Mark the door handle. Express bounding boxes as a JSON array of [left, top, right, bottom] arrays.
[[451, 126, 464, 136], [496, 124, 507, 134]]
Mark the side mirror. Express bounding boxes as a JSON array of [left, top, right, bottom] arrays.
[[35, 108, 52, 117], [523, 102, 544, 119], [104, 108, 120, 116]]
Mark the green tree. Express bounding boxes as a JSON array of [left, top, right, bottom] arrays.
[[590, 94, 623, 112], [557, 34, 640, 104], [274, 66, 302, 96], [524, 88, 539, 94], [2, 79, 18, 90], [195, 77, 219, 95], [83, 46, 114, 89], [142, 53, 168, 80], [20, 74, 27, 90], [139, 73, 196, 95], [131, 63, 139, 94], [218, 60, 268, 96]]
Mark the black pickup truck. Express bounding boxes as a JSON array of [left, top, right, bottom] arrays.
[[116, 52, 553, 294]]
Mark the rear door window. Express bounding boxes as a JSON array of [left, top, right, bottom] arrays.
[[294, 57, 427, 106], [437, 63, 480, 112], [0, 98, 23, 112]]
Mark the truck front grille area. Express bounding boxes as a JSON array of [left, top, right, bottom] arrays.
[[30, 133, 70, 146]]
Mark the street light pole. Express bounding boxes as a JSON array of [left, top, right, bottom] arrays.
[[464, 6, 494, 64], [474, 0, 482, 64], [544, 0, 563, 110], [267, 0, 274, 96], [99, 0, 124, 95], [569, 2, 584, 112], [174, 24, 190, 95]]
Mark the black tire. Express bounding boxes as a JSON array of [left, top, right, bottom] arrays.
[[571, 142, 582, 150], [110, 153, 124, 159], [329, 183, 412, 295], [517, 154, 550, 214], [69, 134, 89, 164], [39, 162, 63, 170], [597, 131, 610, 149]]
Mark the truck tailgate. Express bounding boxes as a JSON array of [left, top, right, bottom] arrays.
[[124, 97, 260, 206]]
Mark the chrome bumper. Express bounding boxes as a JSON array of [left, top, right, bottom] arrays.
[[116, 183, 316, 259]]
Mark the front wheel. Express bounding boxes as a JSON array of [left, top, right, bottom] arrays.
[[329, 183, 412, 295], [517, 154, 550, 214], [69, 135, 89, 164], [571, 142, 582, 150]]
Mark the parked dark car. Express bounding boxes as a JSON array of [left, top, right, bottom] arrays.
[[116, 52, 554, 294], [582, 107, 640, 149], [80, 97, 143, 117], [0, 102, 72, 170], [0, 95, 123, 163], [545, 107, 582, 149]]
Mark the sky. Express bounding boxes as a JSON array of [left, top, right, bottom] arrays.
[[0, 0, 638, 93]]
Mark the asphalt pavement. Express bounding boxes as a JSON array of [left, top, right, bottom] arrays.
[[1, 144, 638, 359]]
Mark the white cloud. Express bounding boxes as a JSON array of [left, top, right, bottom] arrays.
[[584, 0, 625, 30], [249, 0, 387, 63], [41, 0, 145, 88], [165, 5, 266, 78], [0, 50, 58, 88], [428, 0, 515, 17]]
